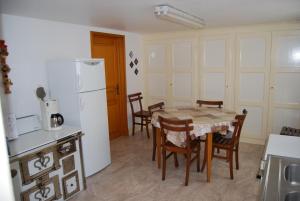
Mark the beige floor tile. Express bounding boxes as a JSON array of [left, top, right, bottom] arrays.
[[71, 131, 264, 201]]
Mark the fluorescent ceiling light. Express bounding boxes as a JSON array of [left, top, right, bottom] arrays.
[[154, 5, 205, 29]]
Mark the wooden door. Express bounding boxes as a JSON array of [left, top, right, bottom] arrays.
[[90, 32, 128, 140]]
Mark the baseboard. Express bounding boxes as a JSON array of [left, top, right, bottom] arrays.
[[240, 136, 266, 145]]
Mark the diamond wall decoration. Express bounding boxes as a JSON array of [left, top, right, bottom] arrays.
[[129, 51, 134, 58], [129, 61, 134, 68], [129, 50, 139, 76]]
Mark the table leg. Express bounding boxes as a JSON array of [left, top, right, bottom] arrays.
[[156, 127, 161, 169], [206, 132, 212, 182]]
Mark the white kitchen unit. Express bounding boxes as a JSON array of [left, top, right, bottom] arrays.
[[47, 59, 111, 177], [259, 134, 300, 201], [8, 126, 86, 201], [263, 134, 300, 160]]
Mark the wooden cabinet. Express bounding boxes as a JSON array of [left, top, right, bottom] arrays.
[[10, 133, 86, 201]]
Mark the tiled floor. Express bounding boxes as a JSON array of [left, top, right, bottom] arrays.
[[72, 131, 264, 201]]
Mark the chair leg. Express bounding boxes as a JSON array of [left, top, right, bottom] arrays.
[[174, 153, 179, 168], [185, 152, 191, 186], [196, 142, 200, 172], [146, 117, 150, 139], [141, 117, 143, 132], [201, 141, 207, 172], [152, 125, 156, 161], [229, 150, 234, 179], [132, 117, 135, 136], [162, 148, 166, 181], [235, 146, 239, 170]]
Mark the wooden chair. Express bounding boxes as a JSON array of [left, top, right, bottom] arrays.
[[128, 92, 151, 138], [148, 102, 165, 161], [196, 100, 223, 108], [196, 100, 224, 152], [159, 116, 200, 186], [201, 110, 247, 179]]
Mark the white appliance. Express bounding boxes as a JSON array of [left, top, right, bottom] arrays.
[[47, 59, 111, 177], [40, 99, 64, 131]]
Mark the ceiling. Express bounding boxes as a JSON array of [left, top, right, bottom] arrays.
[[1, 0, 300, 33]]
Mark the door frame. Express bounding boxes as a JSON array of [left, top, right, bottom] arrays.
[[90, 31, 129, 137]]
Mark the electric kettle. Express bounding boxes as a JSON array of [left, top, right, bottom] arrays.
[[50, 113, 64, 129]]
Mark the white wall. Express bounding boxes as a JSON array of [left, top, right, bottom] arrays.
[[0, 14, 144, 131]]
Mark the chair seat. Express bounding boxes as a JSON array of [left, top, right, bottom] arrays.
[[134, 110, 151, 117], [165, 139, 199, 152], [213, 133, 232, 146]]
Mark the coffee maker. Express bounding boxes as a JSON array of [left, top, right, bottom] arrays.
[[40, 99, 64, 131]]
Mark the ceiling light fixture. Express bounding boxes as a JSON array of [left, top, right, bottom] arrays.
[[154, 5, 205, 29]]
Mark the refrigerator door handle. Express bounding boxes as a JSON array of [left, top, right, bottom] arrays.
[[83, 61, 100, 66], [77, 73, 82, 91]]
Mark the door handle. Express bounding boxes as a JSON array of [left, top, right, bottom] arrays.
[[116, 84, 120, 95]]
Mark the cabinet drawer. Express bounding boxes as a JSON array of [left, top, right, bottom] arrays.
[[62, 171, 80, 199], [57, 139, 76, 158], [21, 175, 61, 201], [19, 147, 60, 185]]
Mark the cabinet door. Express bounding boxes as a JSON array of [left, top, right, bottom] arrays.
[[269, 31, 300, 134], [145, 42, 169, 106], [21, 176, 61, 201], [171, 40, 196, 106], [145, 39, 196, 107], [19, 147, 60, 185], [199, 35, 234, 109], [235, 32, 271, 144], [62, 171, 80, 200]]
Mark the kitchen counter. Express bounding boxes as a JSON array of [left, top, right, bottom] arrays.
[[264, 134, 300, 160], [8, 125, 81, 158], [260, 134, 300, 201]]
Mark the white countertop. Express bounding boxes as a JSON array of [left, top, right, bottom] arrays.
[[8, 125, 81, 158], [264, 134, 300, 160]]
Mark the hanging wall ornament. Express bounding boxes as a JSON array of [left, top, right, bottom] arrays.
[[0, 40, 13, 94]]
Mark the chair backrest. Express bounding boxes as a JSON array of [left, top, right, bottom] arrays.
[[128, 92, 143, 114], [231, 109, 247, 145], [196, 100, 223, 108], [159, 116, 193, 148], [148, 102, 165, 116]]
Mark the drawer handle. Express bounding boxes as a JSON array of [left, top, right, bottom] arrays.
[[34, 186, 51, 201], [34, 154, 51, 170], [58, 144, 72, 154]]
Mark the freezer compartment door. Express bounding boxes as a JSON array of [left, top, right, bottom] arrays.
[[76, 60, 106, 92], [79, 90, 111, 176]]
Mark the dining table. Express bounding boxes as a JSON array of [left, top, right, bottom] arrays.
[[151, 106, 237, 182]]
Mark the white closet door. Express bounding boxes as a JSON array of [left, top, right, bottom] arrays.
[[236, 33, 271, 144], [145, 43, 169, 106], [200, 35, 234, 109], [170, 40, 196, 106], [269, 31, 300, 134]]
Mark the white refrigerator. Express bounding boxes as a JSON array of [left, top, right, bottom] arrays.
[[47, 59, 111, 177]]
